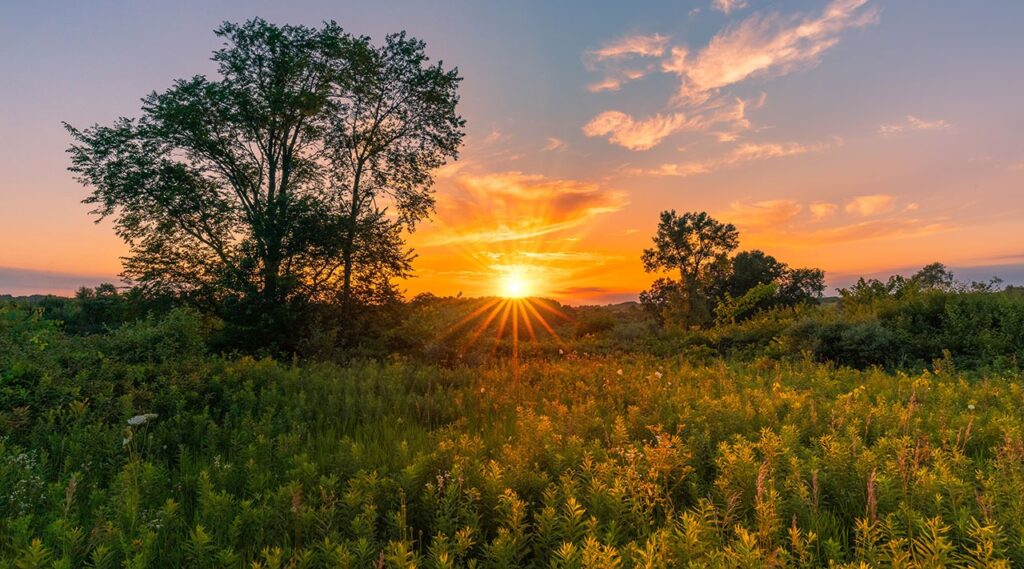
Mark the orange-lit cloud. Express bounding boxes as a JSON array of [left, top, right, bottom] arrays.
[[582, 111, 691, 150], [845, 194, 895, 216], [583, 97, 752, 150], [720, 197, 956, 251], [726, 199, 803, 228], [879, 115, 951, 136], [587, 33, 670, 60], [645, 139, 832, 176], [809, 202, 838, 220], [796, 219, 954, 245], [584, 33, 670, 92], [425, 170, 628, 246]]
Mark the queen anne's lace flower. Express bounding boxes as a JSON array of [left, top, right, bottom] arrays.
[[127, 413, 159, 426]]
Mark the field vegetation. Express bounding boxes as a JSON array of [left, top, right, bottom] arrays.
[[3, 282, 1024, 567]]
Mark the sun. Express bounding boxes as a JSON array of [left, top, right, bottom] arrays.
[[499, 270, 533, 298]]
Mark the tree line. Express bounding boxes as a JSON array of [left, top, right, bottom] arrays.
[[638, 210, 825, 330]]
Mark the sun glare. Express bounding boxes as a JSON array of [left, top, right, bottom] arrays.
[[500, 271, 532, 298]]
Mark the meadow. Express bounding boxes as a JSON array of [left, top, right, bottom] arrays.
[[3, 304, 1024, 568]]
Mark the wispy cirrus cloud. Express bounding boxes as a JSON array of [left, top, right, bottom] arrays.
[[426, 170, 628, 246], [664, 0, 878, 102], [645, 139, 833, 176], [711, 0, 748, 15], [798, 219, 953, 244], [722, 197, 954, 246], [582, 111, 692, 150], [587, 33, 670, 60], [584, 33, 670, 92], [583, 0, 877, 150], [879, 115, 951, 136], [542, 137, 568, 152], [583, 97, 752, 150]]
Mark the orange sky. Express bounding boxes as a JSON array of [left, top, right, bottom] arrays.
[[2, 1, 1023, 302]]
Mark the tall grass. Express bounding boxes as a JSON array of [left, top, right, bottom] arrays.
[[2, 307, 1024, 567]]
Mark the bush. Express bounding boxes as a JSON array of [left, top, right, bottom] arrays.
[[573, 311, 616, 338]]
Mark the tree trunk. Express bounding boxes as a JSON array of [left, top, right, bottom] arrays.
[[340, 167, 363, 313]]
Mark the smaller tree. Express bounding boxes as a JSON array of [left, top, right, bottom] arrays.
[[911, 262, 955, 291], [641, 211, 738, 327], [725, 250, 788, 298], [778, 267, 826, 305], [639, 277, 689, 329]]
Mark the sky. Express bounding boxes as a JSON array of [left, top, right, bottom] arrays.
[[2, 0, 1023, 303]]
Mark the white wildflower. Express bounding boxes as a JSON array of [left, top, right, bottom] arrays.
[[617, 369, 623, 376], [968, 404, 975, 411], [654, 371, 663, 379], [559, 349, 564, 355], [127, 413, 158, 426]]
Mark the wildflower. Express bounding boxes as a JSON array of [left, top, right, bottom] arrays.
[[559, 349, 564, 355], [968, 403, 976, 411], [617, 369, 623, 376], [654, 371, 663, 379], [127, 413, 158, 426]]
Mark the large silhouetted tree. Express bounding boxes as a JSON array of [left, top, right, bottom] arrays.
[[65, 19, 463, 344]]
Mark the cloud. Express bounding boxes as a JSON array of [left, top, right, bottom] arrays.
[[646, 140, 831, 176], [483, 127, 504, 144], [722, 198, 954, 246], [1009, 162, 1024, 172], [585, 33, 670, 92], [879, 115, 951, 136], [726, 199, 803, 228], [582, 1, 877, 152], [712, 0, 748, 14], [586, 68, 654, 93], [587, 33, 670, 60], [663, 0, 878, 102], [800, 219, 953, 244], [582, 111, 693, 150], [543, 137, 568, 152], [809, 202, 838, 220], [425, 171, 628, 246], [845, 194, 895, 216], [583, 97, 752, 150]]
